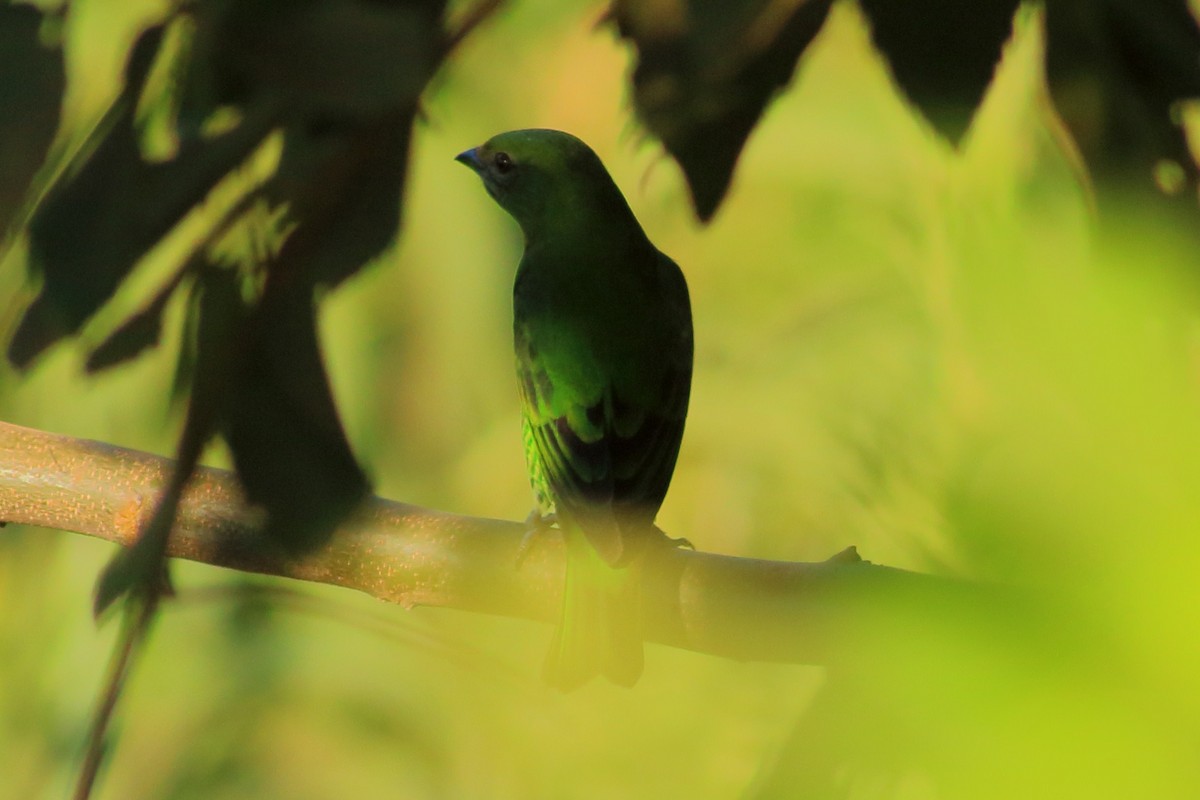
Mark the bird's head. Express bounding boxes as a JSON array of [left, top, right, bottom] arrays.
[[456, 129, 633, 243]]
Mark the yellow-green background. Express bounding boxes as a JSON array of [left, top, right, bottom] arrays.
[[3, 1, 1200, 797]]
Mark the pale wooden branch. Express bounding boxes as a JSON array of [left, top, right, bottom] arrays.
[[0, 419, 985, 665]]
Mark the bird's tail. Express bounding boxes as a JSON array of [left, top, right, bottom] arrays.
[[543, 526, 644, 690]]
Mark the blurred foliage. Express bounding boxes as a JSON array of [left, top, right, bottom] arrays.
[[2, 0, 1200, 798], [1044, 0, 1200, 202], [3, 0, 468, 611]]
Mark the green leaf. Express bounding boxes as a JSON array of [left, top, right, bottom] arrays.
[[0, 4, 64, 236], [613, 0, 834, 221], [859, 0, 1020, 143]]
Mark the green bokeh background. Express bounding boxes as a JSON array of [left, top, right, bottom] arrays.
[[3, 1, 1200, 798]]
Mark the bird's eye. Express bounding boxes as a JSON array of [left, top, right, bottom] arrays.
[[493, 152, 514, 174]]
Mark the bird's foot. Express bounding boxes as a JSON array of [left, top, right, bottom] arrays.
[[652, 525, 693, 551], [825, 545, 863, 565], [516, 510, 558, 568]]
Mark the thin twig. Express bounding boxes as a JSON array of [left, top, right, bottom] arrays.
[[73, 596, 157, 800]]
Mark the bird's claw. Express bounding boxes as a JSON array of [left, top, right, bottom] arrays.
[[516, 510, 558, 568], [825, 545, 862, 565], [652, 525, 693, 550]]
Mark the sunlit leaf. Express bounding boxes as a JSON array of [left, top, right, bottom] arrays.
[[613, 0, 834, 221]]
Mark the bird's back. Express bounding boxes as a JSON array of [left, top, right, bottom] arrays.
[[513, 240, 692, 564]]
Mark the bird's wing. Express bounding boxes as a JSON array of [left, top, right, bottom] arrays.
[[515, 253, 692, 565]]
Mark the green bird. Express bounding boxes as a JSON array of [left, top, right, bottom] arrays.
[[456, 129, 692, 689]]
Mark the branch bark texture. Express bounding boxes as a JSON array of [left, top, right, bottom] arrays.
[[0, 420, 979, 665]]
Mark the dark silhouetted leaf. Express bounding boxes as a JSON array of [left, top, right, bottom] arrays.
[[188, 263, 247, 422], [160, 0, 456, 555], [220, 274, 369, 553], [0, 5, 64, 235], [1045, 0, 1200, 202], [8, 24, 276, 369], [93, 490, 180, 617], [60, 0, 474, 601], [859, 0, 1019, 143], [190, 0, 443, 118], [267, 110, 413, 289], [859, 0, 1199, 200], [9, 25, 166, 368], [84, 269, 189, 373], [613, 0, 834, 221], [93, 268, 240, 616]]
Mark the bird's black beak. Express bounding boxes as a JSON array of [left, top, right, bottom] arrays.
[[455, 147, 483, 172]]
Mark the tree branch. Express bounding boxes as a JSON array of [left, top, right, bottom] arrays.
[[0, 419, 983, 665]]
